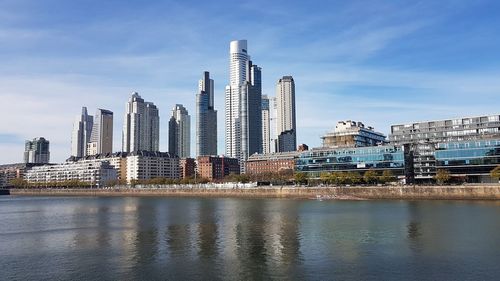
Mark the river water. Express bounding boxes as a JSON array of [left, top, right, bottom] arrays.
[[0, 196, 498, 280]]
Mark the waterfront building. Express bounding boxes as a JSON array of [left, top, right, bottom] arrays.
[[87, 109, 113, 156], [0, 163, 43, 187], [179, 158, 196, 179], [71, 107, 93, 157], [434, 139, 500, 183], [169, 104, 191, 158], [295, 145, 414, 183], [261, 95, 271, 154], [246, 151, 299, 175], [196, 71, 217, 156], [24, 160, 117, 187], [196, 156, 240, 181], [276, 76, 297, 152], [225, 40, 262, 168], [122, 92, 160, 153], [68, 152, 129, 182], [126, 151, 179, 182], [321, 120, 387, 148], [24, 137, 50, 164], [389, 114, 500, 181]]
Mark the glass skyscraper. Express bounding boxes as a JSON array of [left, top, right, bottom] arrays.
[[196, 72, 217, 156]]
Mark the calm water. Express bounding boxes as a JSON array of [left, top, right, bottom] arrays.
[[0, 196, 499, 281]]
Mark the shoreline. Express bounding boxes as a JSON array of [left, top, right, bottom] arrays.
[[7, 185, 500, 200]]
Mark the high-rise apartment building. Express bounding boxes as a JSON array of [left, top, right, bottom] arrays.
[[122, 92, 160, 153], [169, 104, 191, 158], [276, 76, 297, 152], [71, 107, 93, 157], [87, 109, 113, 156], [225, 40, 262, 167], [24, 137, 50, 164], [261, 95, 271, 154], [196, 71, 217, 156]]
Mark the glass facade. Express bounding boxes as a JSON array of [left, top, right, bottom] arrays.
[[435, 139, 500, 180], [296, 145, 409, 179]]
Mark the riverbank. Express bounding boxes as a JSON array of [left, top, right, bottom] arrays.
[[8, 185, 500, 200]]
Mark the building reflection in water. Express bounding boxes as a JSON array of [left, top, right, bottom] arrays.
[[406, 201, 423, 253]]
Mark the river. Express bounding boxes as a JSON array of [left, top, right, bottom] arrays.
[[0, 196, 498, 280]]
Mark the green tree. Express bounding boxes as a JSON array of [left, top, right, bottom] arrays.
[[380, 170, 396, 184], [9, 178, 28, 188], [434, 169, 451, 185], [363, 169, 378, 185], [346, 171, 362, 185], [294, 172, 308, 185], [489, 165, 500, 182], [330, 171, 343, 185], [320, 172, 331, 184]]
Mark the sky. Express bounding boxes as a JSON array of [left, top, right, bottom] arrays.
[[1, 0, 500, 164]]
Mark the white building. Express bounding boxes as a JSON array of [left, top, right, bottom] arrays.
[[225, 40, 262, 168], [122, 92, 160, 153], [276, 76, 297, 152], [87, 109, 113, 156], [71, 107, 93, 157], [126, 151, 180, 182], [24, 160, 117, 187], [261, 95, 271, 154], [169, 104, 191, 158]]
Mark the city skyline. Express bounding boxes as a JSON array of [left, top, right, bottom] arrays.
[[1, 0, 500, 164]]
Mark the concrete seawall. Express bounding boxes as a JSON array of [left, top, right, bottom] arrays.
[[9, 185, 500, 200]]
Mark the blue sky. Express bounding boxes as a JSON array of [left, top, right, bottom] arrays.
[[1, 0, 499, 164]]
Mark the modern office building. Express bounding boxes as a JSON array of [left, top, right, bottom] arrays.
[[126, 151, 179, 182], [87, 109, 113, 156], [434, 139, 500, 183], [197, 156, 240, 181], [24, 137, 50, 164], [261, 95, 271, 154], [295, 145, 414, 183], [196, 71, 217, 156], [389, 114, 500, 181], [322, 120, 387, 148], [169, 104, 191, 158], [276, 76, 297, 152], [122, 92, 160, 153], [225, 39, 262, 167], [24, 160, 117, 187], [71, 107, 93, 157], [246, 151, 299, 175]]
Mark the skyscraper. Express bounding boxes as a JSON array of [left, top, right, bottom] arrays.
[[24, 137, 50, 164], [196, 71, 217, 156], [71, 107, 93, 157], [261, 95, 271, 154], [122, 92, 159, 153], [225, 39, 262, 167], [169, 104, 191, 158], [276, 76, 297, 152], [87, 109, 113, 156]]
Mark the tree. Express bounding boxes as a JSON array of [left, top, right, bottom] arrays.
[[346, 171, 362, 185], [380, 170, 396, 184], [9, 178, 28, 188], [294, 172, 308, 185], [320, 172, 331, 184], [330, 171, 344, 185], [490, 165, 500, 182], [434, 169, 451, 185], [363, 169, 378, 185]]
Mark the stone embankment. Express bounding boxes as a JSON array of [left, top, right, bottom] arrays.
[[9, 184, 500, 200]]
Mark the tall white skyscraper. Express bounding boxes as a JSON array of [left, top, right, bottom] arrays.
[[71, 107, 93, 157], [87, 109, 113, 156], [276, 76, 297, 152], [122, 92, 160, 152], [225, 39, 262, 167], [169, 104, 191, 158], [261, 95, 271, 154], [196, 71, 217, 156]]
